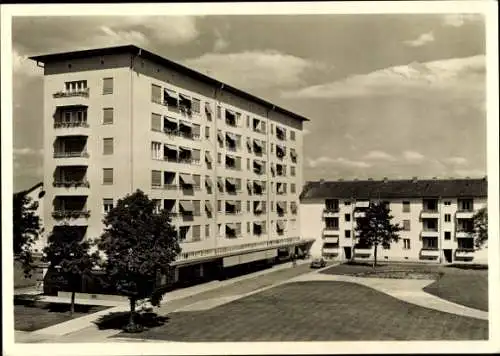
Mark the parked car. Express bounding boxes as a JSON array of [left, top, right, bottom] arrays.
[[310, 257, 327, 268]]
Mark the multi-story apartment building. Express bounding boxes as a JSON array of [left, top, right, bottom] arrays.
[[29, 45, 313, 286], [300, 177, 488, 264]]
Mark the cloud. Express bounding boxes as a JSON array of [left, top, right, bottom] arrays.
[[363, 150, 396, 161], [453, 168, 486, 178], [12, 49, 42, 77], [344, 133, 355, 141], [404, 31, 435, 47], [403, 150, 425, 162], [96, 26, 149, 46], [307, 156, 371, 169], [281, 55, 485, 100], [445, 156, 468, 166], [442, 14, 482, 27], [184, 50, 325, 90], [302, 129, 311, 136], [212, 29, 229, 52]]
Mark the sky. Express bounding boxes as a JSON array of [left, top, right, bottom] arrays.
[[10, 12, 488, 192]]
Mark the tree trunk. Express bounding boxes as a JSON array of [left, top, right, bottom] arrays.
[[373, 244, 378, 269], [70, 291, 75, 316], [129, 297, 136, 327]]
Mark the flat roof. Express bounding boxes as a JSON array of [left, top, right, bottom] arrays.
[[29, 44, 309, 123], [300, 177, 488, 200]]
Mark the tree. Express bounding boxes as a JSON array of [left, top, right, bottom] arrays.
[[13, 192, 41, 277], [354, 201, 403, 269], [97, 190, 181, 332], [42, 225, 99, 316], [472, 207, 488, 248]]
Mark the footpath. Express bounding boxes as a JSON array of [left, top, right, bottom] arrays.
[[16, 259, 315, 343]]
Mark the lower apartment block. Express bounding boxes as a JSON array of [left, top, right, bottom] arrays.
[[300, 177, 488, 265]]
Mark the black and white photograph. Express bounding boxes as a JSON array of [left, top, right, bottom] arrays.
[[1, 2, 499, 355]]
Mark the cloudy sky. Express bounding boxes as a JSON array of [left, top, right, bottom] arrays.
[[11, 12, 487, 191]]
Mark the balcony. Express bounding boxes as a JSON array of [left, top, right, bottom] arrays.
[[322, 235, 339, 244], [420, 229, 439, 238], [455, 229, 473, 239], [420, 209, 439, 219], [323, 227, 339, 236], [52, 209, 90, 226], [53, 88, 90, 99], [419, 248, 440, 258], [456, 210, 475, 219], [454, 248, 475, 260], [353, 247, 372, 258], [322, 247, 340, 255], [322, 208, 339, 217], [353, 211, 366, 218]]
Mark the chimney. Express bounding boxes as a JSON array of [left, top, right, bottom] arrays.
[[368, 177, 373, 181], [383, 177, 388, 183], [412, 176, 418, 183], [319, 179, 325, 184], [432, 176, 437, 180]]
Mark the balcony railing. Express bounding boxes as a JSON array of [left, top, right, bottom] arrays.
[[54, 121, 89, 129], [54, 151, 89, 158], [53, 88, 90, 98], [53, 180, 90, 188], [52, 209, 91, 219]]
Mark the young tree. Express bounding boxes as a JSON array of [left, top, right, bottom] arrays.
[[13, 192, 41, 277], [97, 190, 181, 332], [42, 225, 99, 316], [472, 207, 488, 248], [354, 201, 402, 269]]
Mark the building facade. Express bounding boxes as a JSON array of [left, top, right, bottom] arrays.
[[30, 45, 313, 285], [300, 178, 488, 264]]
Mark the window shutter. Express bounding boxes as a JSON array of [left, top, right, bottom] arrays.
[[192, 124, 201, 137], [103, 168, 113, 184], [103, 108, 114, 124], [103, 138, 113, 155], [151, 170, 162, 187], [192, 149, 201, 161], [151, 113, 161, 131], [151, 84, 161, 103], [103, 78, 113, 94]]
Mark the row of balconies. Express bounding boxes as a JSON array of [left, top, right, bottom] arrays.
[[322, 208, 474, 219]]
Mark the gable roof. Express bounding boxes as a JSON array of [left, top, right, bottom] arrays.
[[29, 45, 309, 123], [300, 178, 488, 201]]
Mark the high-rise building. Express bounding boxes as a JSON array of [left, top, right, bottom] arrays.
[[30, 45, 313, 284], [300, 177, 488, 264]]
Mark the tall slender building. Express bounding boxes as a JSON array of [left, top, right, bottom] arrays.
[[30, 45, 314, 284]]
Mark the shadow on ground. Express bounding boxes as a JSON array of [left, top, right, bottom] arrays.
[[94, 311, 169, 331]]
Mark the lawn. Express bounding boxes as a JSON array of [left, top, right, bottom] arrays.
[[14, 297, 108, 332], [322, 262, 488, 311], [119, 281, 488, 341]]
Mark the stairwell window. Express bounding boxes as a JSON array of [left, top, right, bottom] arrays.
[[103, 108, 114, 125], [151, 113, 162, 132], [444, 214, 451, 222], [103, 138, 114, 155], [192, 98, 201, 113], [103, 77, 113, 95], [402, 201, 410, 213], [403, 219, 411, 231], [103, 168, 113, 185], [151, 84, 162, 104], [403, 239, 411, 249]]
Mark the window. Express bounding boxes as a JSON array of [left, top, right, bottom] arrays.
[[191, 225, 201, 241], [345, 230, 351, 238], [151, 113, 161, 131], [444, 231, 451, 240], [193, 201, 201, 216], [193, 175, 201, 189], [291, 184, 296, 194], [192, 98, 201, 113], [152, 199, 161, 214], [246, 115, 250, 128], [103, 199, 113, 213], [444, 201, 451, 206], [291, 166, 296, 177], [444, 214, 451, 222], [218, 153, 222, 164], [345, 214, 351, 222], [270, 144, 274, 153], [345, 201, 351, 206], [103, 77, 113, 95], [65, 80, 87, 93], [270, 123, 274, 133], [290, 130, 296, 141], [151, 84, 162, 104], [216, 105, 221, 119], [458, 199, 473, 211], [217, 200, 222, 212], [247, 201, 251, 212], [402, 201, 410, 213], [102, 108, 114, 125], [205, 126, 210, 139], [403, 239, 411, 249], [151, 170, 162, 187], [247, 222, 250, 233], [151, 142, 162, 159], [205, 224, 210, 238], [103, 138, 113, 155], [403, 220, 411, 231], [247, 158, 250, 170], [103, 168, 113, 185]]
